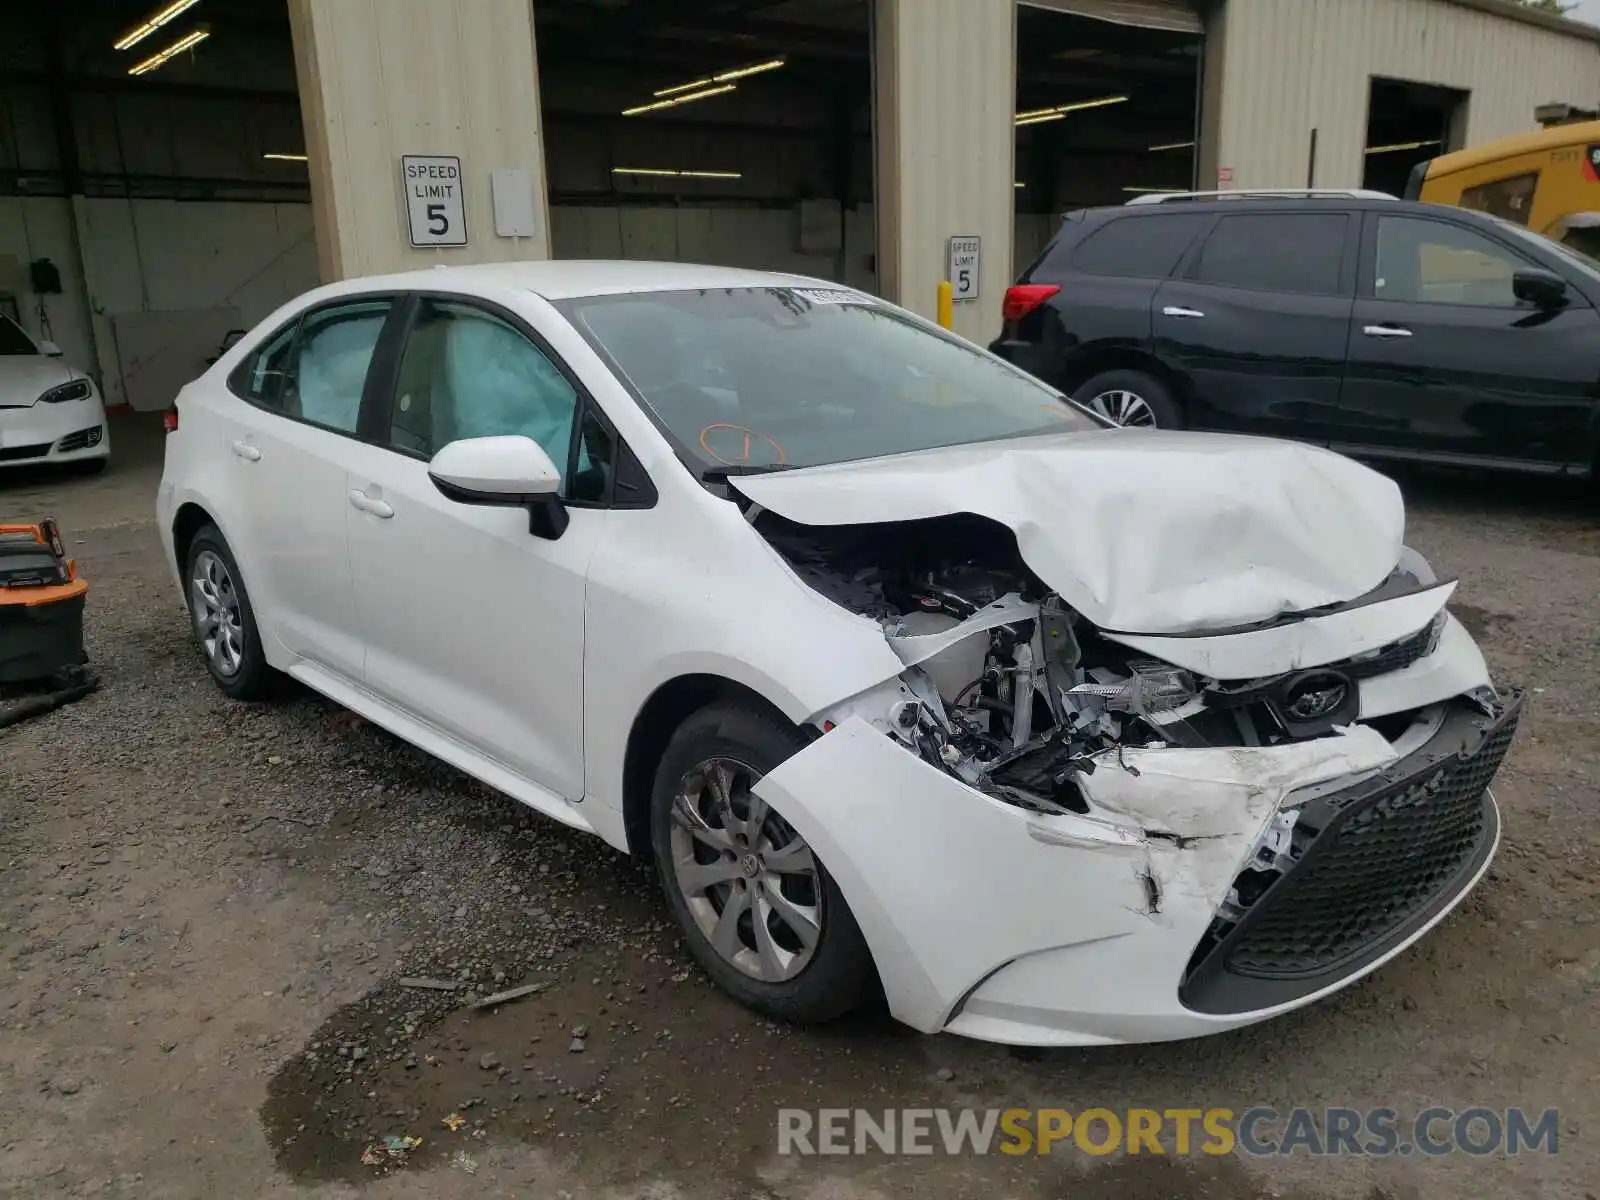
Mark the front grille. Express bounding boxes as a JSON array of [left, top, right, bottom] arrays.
[[1181, 695, 1521, 1014], [1338, 614, 1442, 681], [0, 442, 51, 462], [56, 425, 103, 453]]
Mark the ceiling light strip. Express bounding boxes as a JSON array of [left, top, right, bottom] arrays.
[[129, 27, 209, 76], [653, 58, 785, 98], [622, 83, 737, 117], [263, 152, 308, 162], [612, 168, 742, 179], [1015, 95, 1129, 125], [1149, 140, 1195, 151], [1364, 139, 1441, 155], [114, 0, 201, 51]]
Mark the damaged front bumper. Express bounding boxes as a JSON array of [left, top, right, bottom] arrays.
[[752, 691, 1521, 1047]]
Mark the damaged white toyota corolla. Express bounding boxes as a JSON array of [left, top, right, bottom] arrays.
[[157, 262, 1521, 1047]]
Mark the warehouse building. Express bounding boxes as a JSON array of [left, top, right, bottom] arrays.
[[2, 0, 1597, 408]]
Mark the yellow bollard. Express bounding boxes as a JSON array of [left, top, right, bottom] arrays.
[[937, 280, 954, 330]]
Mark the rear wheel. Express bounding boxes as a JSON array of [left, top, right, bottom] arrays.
[[650, 702, 875, 1024], [1074, 368, 1184, 429], [184, 525, 279, 701]]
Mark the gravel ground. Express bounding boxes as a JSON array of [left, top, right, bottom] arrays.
[[1, 414, 1596, 1200]]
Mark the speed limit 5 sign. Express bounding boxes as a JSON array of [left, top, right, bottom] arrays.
[[402, 155, 468, 247], [947, 235, 981, 301]]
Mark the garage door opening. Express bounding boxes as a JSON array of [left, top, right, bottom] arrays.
[[534, 0, 874, 290], [2, 1, 311, 411], [1363, 77, 1469, 197], [1014, 0, 1203, 271]]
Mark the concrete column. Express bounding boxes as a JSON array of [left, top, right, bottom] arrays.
[[874, 0, 1016, 343], [287, 0, 553, 281]]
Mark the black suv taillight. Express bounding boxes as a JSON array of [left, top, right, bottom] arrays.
[[1001, 284, 1061, 323]]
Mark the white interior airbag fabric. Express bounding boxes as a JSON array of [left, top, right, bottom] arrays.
[[733, 429, 1405, 635]]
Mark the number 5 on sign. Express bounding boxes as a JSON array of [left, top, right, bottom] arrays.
[[402, 154, 468, 248], [947, 235, 981, 302]]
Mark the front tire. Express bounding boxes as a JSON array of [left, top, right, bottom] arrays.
[[650, 702, 875, 1024], [184, 525, 279, 701], [1074, 368, 1184, 429]]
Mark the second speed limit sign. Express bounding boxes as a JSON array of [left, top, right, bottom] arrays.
[[947, 235, 981, 301]]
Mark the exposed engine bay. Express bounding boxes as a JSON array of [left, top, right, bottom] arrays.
[[752, 509, 1450, 819]]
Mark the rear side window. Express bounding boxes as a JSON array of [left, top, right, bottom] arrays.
[[229, 319, 300, 409], [1188, 213, 1349, 295], [1068, 214, 1208, 279]]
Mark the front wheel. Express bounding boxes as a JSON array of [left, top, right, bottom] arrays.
[[650, 702, 875, 1024], [1074, 368, 1184, 429]]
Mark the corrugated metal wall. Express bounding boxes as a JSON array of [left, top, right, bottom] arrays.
[[875, 0, 1016, 341], [1216, 0, 1600, 189]]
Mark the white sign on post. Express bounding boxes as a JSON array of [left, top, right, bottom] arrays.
[[948, 235, 981, 301], [401, 155, 468, 247]]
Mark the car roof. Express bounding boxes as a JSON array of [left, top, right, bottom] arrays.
[[1080, 197, 1476, 219], [314, 259, 840, 302]]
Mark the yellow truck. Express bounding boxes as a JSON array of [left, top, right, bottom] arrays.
[[1405, 116, 1600, 258]]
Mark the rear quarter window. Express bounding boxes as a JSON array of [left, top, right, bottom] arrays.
[[1062, 213, 1210, 279]]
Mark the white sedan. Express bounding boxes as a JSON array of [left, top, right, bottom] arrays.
[[156, 262, 1521, 1047], [0, 315, 110, 472]]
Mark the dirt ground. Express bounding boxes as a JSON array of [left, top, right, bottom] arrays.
[[1, 413, 1596, 1200]]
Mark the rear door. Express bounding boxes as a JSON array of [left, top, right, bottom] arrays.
[[993, 211, 1210, 389], [1338, 211, 1600, 469], [1153, 209, 1357, 443]]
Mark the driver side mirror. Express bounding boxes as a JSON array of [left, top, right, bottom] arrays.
[[38, 340, 63, 357], [1512, 268, 1569, 309], [427, 435, 569, 540]]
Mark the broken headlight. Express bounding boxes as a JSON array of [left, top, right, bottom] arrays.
[[1066, 660, 1198, 716]]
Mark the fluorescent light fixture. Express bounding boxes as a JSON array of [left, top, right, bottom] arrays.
[[1149, 140, 1195, 152], [1123, 186, 1187, 193], [1365, 139, 1441, 155], [612, 168, 742, 179], [129, 27, 209, 75], [263, 152, 308, 162], [1014, 181, 1025, 188], [1015, 95, 1128, 125], [653, 57, 785, 97], [114, 0, 200, 51], [622, 83, 736, 117]]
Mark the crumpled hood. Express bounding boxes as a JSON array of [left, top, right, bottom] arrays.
[[731, 428, 1405, 635], [0, 356, 77, 408]]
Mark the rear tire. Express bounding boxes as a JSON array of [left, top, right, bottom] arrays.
[[650, 702, 875, 1024], [183, 525, 279, 701], [1074, 369, 1184, 429]]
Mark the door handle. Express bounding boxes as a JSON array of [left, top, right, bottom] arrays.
[[348, 489, 395, 519], [1162, 305, 1205, 319], [1363, 324, 1413, 338], [230, 439, 261, 461]]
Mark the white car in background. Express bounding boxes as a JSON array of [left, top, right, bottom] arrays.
[[0, 315, 109, 473], [156, 262, 1521, 1047]]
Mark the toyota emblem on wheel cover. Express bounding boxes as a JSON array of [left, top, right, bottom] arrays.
[[1283, 671, 1351, 722]]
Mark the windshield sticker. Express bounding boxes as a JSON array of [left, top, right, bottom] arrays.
[[788, 288, 873, 306]]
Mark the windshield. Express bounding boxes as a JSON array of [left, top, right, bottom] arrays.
[[558, 286, 1097, 474], [0, 315, 38, 356]]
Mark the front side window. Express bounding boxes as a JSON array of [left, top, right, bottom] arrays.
[[559, 287, 1097, 475], [1373, 216, 1536, 307], [1188, 213, 1349, 295], [389, 300, 583, 488]]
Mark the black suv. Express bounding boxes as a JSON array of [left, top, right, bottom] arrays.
[[990, 191, 1600, 478]]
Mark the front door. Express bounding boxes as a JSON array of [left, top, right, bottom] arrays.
[[343, 296, 612, 800], [1338, 212, 1600, 469], [1153, 209, 1357, 444]]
